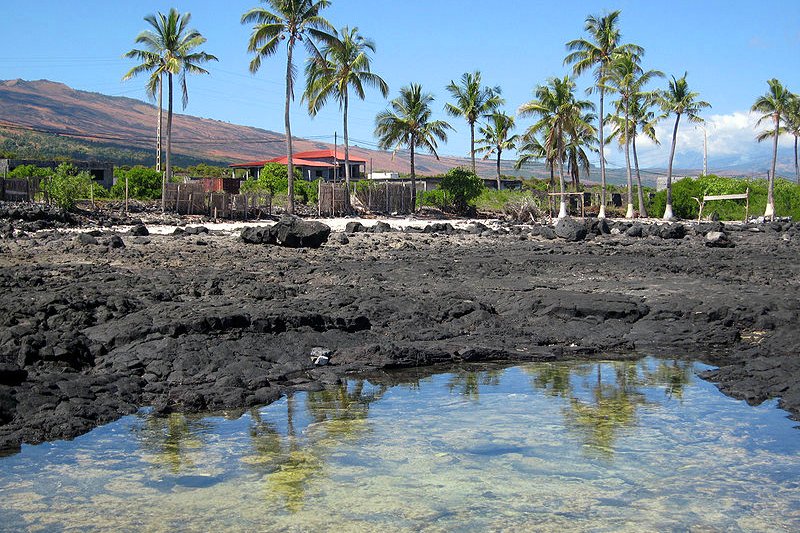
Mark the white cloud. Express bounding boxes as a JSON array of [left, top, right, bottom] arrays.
[[629, 110, 795, 172]]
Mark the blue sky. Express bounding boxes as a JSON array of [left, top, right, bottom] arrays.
[[1, 0, 798, 174]]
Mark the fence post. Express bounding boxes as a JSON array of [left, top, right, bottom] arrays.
[[0, 177, 4, 202], [385, 181, 389, 213], [317, 180, 321, 217]]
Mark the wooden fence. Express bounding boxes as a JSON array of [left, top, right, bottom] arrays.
[[318, 183, 351, 217], [0, 177, 44, 202], [164, 183, 271, 219], [353, 181, 416, 215]]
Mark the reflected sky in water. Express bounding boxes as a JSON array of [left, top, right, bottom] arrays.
[[1, 358, 799, 532]]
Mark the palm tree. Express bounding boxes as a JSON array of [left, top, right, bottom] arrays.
[[752, 79, 793, 218], [606, 52, 662, 218], [565, 10, 642, 219], [475, 112, 518, 190], [444, 71, 504, 173], [374, 84, 452, 208], [305, 26, 389, 207], [515, 129, 555, 186], [564, 111, 597, 190], [658, 73, 710, 220], [122, 54, 163, 173], [784, 94, 800, 184], [242, 0, 334, 215], [124, 8, 217, 211], [518, 76, 595, 219]]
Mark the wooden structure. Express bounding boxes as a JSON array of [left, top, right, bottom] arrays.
[[164, 183, 271, 219], [318, 183, 350, 217], [693, 188, 750, 222], [0, 177, 44, 202], [354, 181, 415, 215]]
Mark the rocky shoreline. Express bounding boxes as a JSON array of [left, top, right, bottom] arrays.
[[1, 203, 798, 453]]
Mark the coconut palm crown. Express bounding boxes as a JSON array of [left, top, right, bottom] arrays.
[[475, 112, 519, 189], [123, 8, 217, 211], [242, 0, 335, 215], [374, 84, 452, 208], [445, 71, 504, 173], [305, 26, 389, 201]]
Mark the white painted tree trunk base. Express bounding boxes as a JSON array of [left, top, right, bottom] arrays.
[[557, 201, 568, 219], [625, 203, 635, 219], [764, 202, 775, 219], [598, 205, 606, 219], [663, 204, 674, 220]]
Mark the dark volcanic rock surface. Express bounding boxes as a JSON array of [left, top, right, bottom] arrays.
[[0, 217, 798, 453]]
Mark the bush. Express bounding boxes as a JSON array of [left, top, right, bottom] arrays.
[[7, 164, 50, 179], [111, 166, 162, 200], [42, 163, 92, 210], [417, 189, 451, 210], [439, 167, 485, 214], [240, 163, 294, 195], [294, 178, 321, 205]]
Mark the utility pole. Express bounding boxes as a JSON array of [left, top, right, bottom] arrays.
[[334, 131, 338, 183]]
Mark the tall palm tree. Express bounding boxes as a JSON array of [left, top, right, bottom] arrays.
[[784, 93, 800, 184], [305, 26, 389, 206], [242, 0, 334, 215], [753, 79, 793, 218], [515, 129, 555, 186], [565, 10, 642, 219], [564, 111, 597, 190], [518, 76, 595, 219], [122, 55, 163, 172], [475, 112, 518, 190], [658, 73, 710, 220], [374, 84, 452, 208], [606, 52, 662, 218], [444, 71, 503, 173], [124, 8, 216, 211]]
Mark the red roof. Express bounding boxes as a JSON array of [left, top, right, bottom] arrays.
[[229, 149, 367, 168]]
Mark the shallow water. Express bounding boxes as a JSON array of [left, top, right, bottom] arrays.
[[1, 358, 799, 532]]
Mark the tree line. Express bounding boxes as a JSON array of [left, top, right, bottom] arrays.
[[122, 2, 799, 220]]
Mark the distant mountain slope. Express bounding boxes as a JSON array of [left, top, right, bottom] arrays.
[[0, 78, 546, 177]]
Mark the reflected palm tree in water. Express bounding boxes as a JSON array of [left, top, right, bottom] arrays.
[[446, 369, 502, 401], [642, 360, 693, 399], [134, 412, 212, 474], [247, 380, 385, 513]]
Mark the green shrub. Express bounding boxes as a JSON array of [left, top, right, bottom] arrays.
[[111, 166, 162, 199], [240, 163, 294, 195], [7, 164, 50, 178], [42, 163, 92, 210], [475, 189, 533, 213], [294, 178, 321, 205], [417, 189, 451, 210], [440, 167, 485, 214]]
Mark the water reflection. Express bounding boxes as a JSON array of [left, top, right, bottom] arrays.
[[134, 412, 212, 473], [446, 368, 502, 400]]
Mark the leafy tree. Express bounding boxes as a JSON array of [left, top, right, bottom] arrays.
[[43, 163, 92, 210], [518, 76, 595, 218], [242, 0, 335, 215], [475, 112, 518, 190], [444, 71, 503, 173], [658, 73, 710, 219], [375, 83, 452, 208], [305, 26, 388, 202], [439, 167, 485, 214], [565, 10, 643, 219], [240, 162, 296, 195], [124, 8, 217, 211], [605, 51, 662, 217], [752, 78, 793, 217], [7, 164, 50, 178], [111, 166, 162, 199]]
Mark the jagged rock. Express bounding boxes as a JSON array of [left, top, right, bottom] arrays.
[[371, 221, 393, 233], [625, 223, 643, 238], [660, 223, 686, 239], [333, 232, 350, 245], [271, 216, 331, 248], [109, 235, 125, 248], [554, 218, 587, 242], [705, 231, 734, 248], [240, 226, 275, 244], [185, 226, 209, 235], [345, 221, 365, 233], [76, 233, 98, 245], [129, 224, 149, 236], [540, 226, 557, 239], [588, 218, 610, 235]]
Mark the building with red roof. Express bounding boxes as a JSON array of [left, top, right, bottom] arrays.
[[229, 149, 367, 182]]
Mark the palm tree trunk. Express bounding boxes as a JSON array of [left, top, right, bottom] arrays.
[[624, 105, 634, 218], [496, 149, 502, 191], [470, 121, 476, 173], [164, 72, 173, 214], [285, 43, 295, 216], [664, 112, 681, 220], [766, 114, 778, 218], [410, 139, 416, 211], [557, 153, 567, 219], [794, 135, 799, 185], [633, 133, 647, 218], [598, 87, 607, 219], [156, 74, 163, 173], [343, 87, 351, 212]]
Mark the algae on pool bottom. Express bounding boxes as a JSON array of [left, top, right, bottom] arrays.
[[1, 358, 799, 531]]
